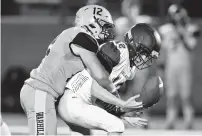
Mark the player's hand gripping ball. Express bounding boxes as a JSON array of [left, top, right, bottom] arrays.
[[138, 76, 164, 108]]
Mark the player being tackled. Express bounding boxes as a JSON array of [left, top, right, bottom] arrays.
[[58, 23, 163, 135]]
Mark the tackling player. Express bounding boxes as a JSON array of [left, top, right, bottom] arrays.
[[20, 5, 142, 135], [58, 23, 162, 135]]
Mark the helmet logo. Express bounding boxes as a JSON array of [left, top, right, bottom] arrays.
[[139, 36, 144, 43]]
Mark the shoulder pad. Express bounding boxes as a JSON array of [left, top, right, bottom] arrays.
[[71, 31, 99, 53]]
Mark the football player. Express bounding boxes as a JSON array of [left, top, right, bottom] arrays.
[[20, 5, 142, 135], [58, 23, 161, 135], [114, 1, 153, 127], [159, 4, 199, 129]]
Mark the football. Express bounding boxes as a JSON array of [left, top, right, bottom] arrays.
[[138, 76, 164, 108]]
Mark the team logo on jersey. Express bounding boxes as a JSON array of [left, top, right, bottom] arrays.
[[36, 112, 45, 135]]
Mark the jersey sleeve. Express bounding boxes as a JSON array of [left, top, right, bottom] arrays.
[[70, 32, 99, 53]]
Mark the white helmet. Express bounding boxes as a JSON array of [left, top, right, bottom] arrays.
[[75, 5, 115, 41]]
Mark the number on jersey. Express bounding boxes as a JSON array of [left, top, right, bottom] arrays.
[[119, 43, 126, 49]]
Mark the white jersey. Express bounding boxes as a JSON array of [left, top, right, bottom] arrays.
[[65, 69, 94, 104], [109, 41, 136, 83], [65, 41, 136, 104]]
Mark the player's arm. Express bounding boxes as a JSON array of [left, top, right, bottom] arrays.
[[91, 79, 124, 107], [69, 32, 117, 93], [91, 78, 142, 110], [72, 44, 116, 92]]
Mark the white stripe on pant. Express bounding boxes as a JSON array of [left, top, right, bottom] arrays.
[[35, 90, 47, 135]]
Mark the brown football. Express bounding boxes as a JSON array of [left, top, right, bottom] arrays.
[[138, 76, 164, 108]]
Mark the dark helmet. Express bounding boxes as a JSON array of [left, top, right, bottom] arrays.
[[124, 23, 161, 70], [168, 4, 189, 27]]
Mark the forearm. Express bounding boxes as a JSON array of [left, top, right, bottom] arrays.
[[71, 44, 117, 93], [97, 77, 117, 93], [82, 55, 117, 93], [91, 79, 125, 108]]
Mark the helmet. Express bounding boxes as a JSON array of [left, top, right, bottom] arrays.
[[75, 5, 115, 42], [168, 4, 189, 27], [124, 23, 161, 70]]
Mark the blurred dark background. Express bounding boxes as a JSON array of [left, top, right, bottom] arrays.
[[1, 0, 202, 116], [2, 0, 202, 17]]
